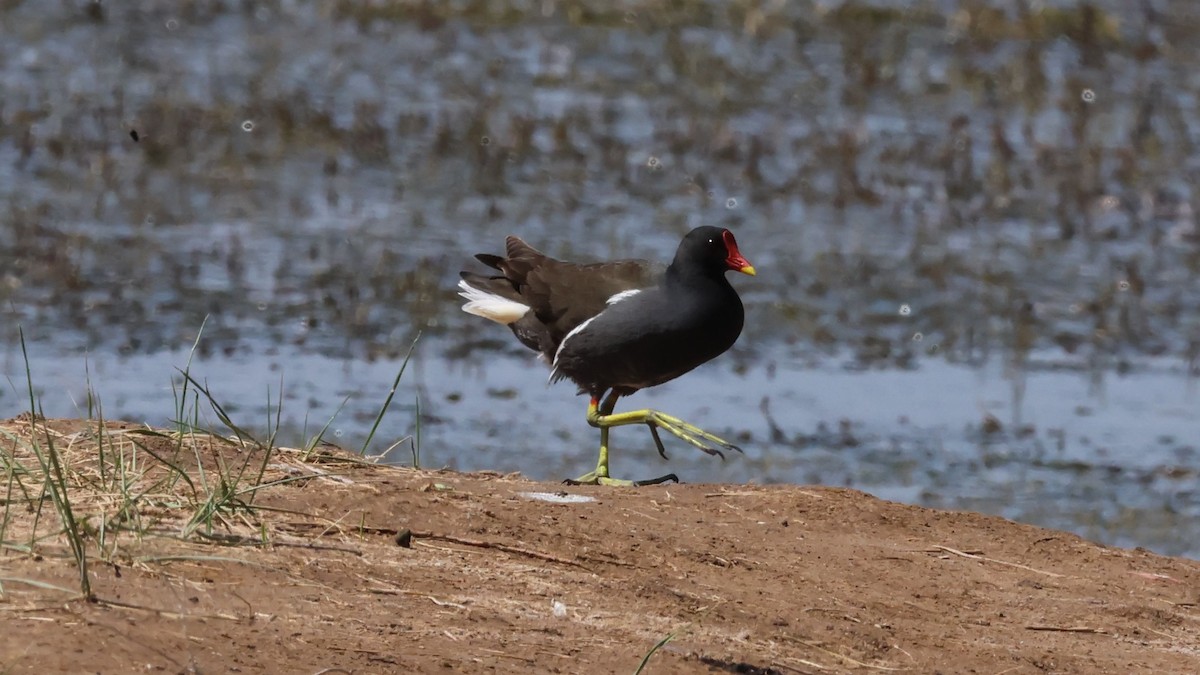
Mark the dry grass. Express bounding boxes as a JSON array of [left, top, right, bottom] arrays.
[[0, 414, 376, 597]]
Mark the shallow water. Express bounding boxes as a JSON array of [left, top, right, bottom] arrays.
[[12, 342, 1199, 557], [2, 1, 1199, 556]]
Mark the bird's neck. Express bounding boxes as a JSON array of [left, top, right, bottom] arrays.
[[665, 263, 729, 290]]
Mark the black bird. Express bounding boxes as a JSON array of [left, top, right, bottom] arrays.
[[458, 226, 755, 485]]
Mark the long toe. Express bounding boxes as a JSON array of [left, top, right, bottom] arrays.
[[564, 471, 604, 486], [649, 412, 743, 458], [633, 473, 679, 486], [646, 424, 670, 460], [682, 430, 732, 459], [678, 424, 744, 456], [562, 472, 676, 487], [717, 439, 743, 455], [562, 475, 642, 487]]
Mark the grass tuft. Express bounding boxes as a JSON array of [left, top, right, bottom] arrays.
[[0, 321, 423, 606], [0, 404, 413, 658], [18, 327, 91, 597]]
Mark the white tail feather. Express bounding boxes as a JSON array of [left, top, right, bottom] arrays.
[[457, 280, 529, 325]]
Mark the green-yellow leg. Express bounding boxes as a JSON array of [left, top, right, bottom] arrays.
[[565, 392, 742, 486]]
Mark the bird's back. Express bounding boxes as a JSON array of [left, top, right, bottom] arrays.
[[460, 237, 663, 360]]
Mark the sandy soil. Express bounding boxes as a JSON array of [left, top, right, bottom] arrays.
[[1, 418, 1197, 674]]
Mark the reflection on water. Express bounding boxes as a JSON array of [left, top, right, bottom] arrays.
[[2, 2, 1199, 556]]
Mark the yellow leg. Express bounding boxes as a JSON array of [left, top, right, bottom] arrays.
[[587, 394, 742, 460], [568, 396, 643, 485], [565, 392, 740, 486]]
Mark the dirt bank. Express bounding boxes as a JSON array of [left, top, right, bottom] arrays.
[[1, 418, 1197, 673]]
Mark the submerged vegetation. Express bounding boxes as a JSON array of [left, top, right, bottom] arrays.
[[2, 0, 1198, 368]]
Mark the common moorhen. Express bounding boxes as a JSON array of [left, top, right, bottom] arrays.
[[458, 226, 755, 485]]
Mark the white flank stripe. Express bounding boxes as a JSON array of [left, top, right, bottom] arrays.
[[457, 280, 530, 325], [552, 289, 640, 377], [606, 289, 641, 305], [552, 313, 598, 371]]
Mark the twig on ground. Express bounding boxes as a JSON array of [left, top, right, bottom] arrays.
[[0, 577, 78, 595], [93, 595, 241, 621], [1141, 626, 1184, 641], [478, 647, 537, 663], [790, 637, 903, 671], [803, 607, 863, 623], [930, 545, 1065, 578], [361, 524, 593, 572], [779, 654, 833, 672], [412, 531, 593, 572], [1025, 625, 1107, 634], [365, 587, 467, 610], [577, 553, 636, 568], [193, 531, 363, 555]]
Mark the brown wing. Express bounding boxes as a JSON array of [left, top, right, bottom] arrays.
[[460, 236, 663, 359]]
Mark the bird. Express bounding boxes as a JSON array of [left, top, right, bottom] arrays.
[[457, 226, 755, 486]]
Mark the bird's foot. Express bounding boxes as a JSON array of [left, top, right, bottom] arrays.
[[588, 406, 743, 460], [639, 411, 743, 459], [563, 471, 679, 487]]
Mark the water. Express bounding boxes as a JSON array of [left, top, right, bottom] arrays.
[[9, 338, 1197, 556], [2, 1, 1199, 556]]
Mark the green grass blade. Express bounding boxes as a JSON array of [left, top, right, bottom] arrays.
[[360, 332, 421, 456], [302, 395, 351, 460], [19, 327, 91, 597], [633, 630, 677, 675]]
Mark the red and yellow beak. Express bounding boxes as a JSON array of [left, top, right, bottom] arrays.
[[722, 230, 757, 276]]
